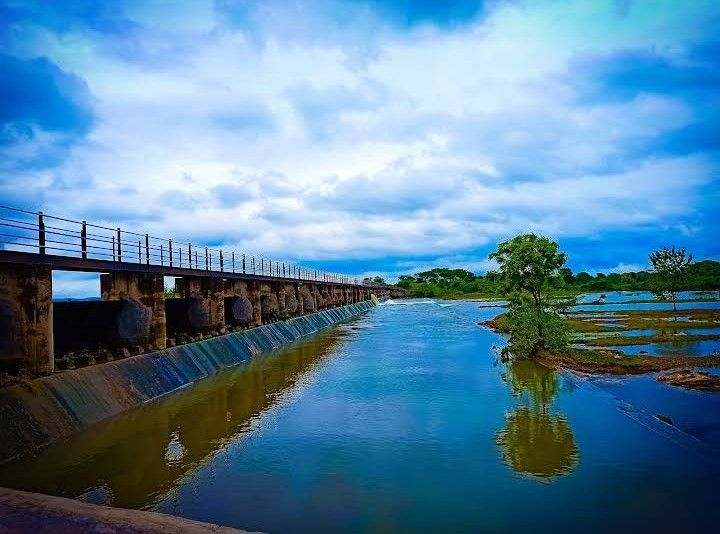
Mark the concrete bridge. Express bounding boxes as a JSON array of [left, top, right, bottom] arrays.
[[0, 206, 407, 375]]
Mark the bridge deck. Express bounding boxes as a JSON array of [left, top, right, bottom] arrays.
[[0, 250, 358, 287]]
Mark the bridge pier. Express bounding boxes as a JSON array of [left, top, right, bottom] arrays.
[[224, 280, 254, 328], [0, 263, 53, 374], [174, 277, 225, 333], [101, 272, 166, 350], [276, 284, 286, 317]]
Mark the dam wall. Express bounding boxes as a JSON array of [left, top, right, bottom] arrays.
[[0, 300, 375, 464]]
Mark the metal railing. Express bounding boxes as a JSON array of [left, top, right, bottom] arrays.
[[0, 205, 359, 284]]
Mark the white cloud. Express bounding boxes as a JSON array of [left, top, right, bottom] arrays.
[[2, 0, 718, 291]]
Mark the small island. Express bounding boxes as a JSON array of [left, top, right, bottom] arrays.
[[462, 235, 720, 392]]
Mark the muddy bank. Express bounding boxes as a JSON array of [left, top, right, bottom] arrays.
[[536, 349, 720, 376]]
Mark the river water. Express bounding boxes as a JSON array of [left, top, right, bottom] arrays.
[[1, 300, 719, 532]]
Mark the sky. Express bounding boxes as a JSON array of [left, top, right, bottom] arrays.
[[1, 0, 719, 296]]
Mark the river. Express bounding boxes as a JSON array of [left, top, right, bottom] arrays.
[[1, 299, 719, 532]]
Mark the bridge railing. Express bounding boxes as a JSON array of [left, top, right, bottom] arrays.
[[0, 205, 359, 284]]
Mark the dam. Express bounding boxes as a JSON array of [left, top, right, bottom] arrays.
[[0, 205, 406, 376]]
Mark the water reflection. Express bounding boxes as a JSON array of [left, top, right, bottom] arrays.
[[496, 358, 579, 479], [0, 327, 350, 509]]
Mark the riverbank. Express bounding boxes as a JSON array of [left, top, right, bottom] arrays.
[[0, 301, 375, 464], [0, 486, 256, 533]]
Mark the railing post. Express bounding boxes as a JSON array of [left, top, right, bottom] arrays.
[[38, 212, 46, 255], [205, 247, 209, 270], [117, 228, 122, 262], [145, 234, 150, 265], [243, 254, 246, 273], [112, 235, 116, 261], [81, 220, 87, 259], [269, 259, 272, 277], [138, 240, 141, 264], [169, 239, 173, 267], [220, 250, 224, 272], [252, 256, 255, 274], [195, 250, 198, 269], [232, 251, 235, 273], [188, 243, 192, 269], [160, 244, 164, 265]]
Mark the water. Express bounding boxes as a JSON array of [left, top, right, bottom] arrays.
[[571, 301, 720, 312], [575, 291, 719, 304], [1, 300, 720, 531], [603, 340, 720, 356]]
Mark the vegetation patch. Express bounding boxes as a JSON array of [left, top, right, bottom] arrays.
[[536, 349, 720, 376], [579, 333, 720, 347], [567, 309, 720, 333]]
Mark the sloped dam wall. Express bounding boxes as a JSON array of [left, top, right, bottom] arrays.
[[0, 300, 375, 464]]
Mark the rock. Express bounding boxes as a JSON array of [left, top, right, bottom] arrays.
[[119, 348, 131, 359], [656, 414, 673, 425], [657, 369, 720, 392]]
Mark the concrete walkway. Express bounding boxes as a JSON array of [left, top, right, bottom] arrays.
[[0, 487, 259, 533]]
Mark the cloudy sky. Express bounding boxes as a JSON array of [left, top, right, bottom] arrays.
[[1, 0, 718, 295]]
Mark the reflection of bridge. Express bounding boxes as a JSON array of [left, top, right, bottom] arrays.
[[0, 206, 406, 374]]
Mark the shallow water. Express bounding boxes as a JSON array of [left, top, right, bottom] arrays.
[[575, 291, 719, 304], [571, 301, 720, 312], [1, 300, 719, 532], [604, 339, 720, 356]]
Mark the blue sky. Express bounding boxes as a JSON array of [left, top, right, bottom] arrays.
[[1, 0, 719, 295]]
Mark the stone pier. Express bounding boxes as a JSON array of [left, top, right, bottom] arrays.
[[174, 276, 226, 333], [100, 272, 166, 350], [0, 264, 53, 374]]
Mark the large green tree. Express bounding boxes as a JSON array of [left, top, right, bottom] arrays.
[[489, 234, 568, 308], [490, 234, 569, 358], [649, 247, 693, 312]]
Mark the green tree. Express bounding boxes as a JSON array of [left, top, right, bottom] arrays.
[[490, 234, 569, 357], [503, 302, 569, 358], [649, 247, 693, 312], [489, 234, 568, 308]]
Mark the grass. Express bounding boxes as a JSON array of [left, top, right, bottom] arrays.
[[568, 308, 720, 333], [537, 348, 720, 376], [579, 333, 720, 347]]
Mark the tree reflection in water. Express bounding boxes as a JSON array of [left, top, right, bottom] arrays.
[[496, 358, 579, 479]]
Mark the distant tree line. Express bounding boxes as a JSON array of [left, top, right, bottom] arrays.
[[395, 260, 720, 297]]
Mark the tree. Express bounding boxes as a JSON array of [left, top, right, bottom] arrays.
[[489, 234, 569, 357], [489, 234, 568, 308], [559, 267, 574, 285], [362, 276, 386, 286], [396, 275, 415, 289], [649, 247, 693, 312]]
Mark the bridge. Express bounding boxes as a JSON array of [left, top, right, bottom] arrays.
[[0, 206, 406, 375]]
